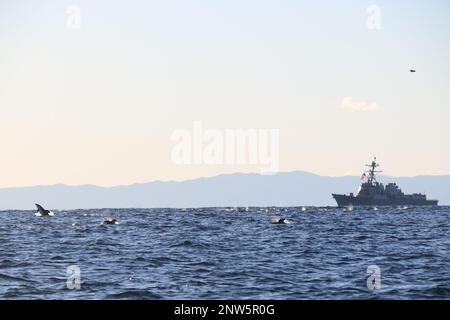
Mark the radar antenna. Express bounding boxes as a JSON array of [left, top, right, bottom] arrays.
[[365, 157, 382, 185]]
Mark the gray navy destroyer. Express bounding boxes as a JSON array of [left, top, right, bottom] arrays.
[[332, 158, 438, 207]]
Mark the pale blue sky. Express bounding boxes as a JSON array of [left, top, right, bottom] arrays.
[[0, 0, 449, 186]]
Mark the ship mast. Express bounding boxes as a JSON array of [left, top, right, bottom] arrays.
[[365, 157, 382, 185]]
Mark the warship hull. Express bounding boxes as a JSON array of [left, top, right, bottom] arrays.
[[332, 194, 438, 207]]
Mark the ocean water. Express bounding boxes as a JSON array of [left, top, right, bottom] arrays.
[[0, 206, 448, 300]]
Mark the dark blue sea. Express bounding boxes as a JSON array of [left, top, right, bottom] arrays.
[[0, 206, 448, 299]]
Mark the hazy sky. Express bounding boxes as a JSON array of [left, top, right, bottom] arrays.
[[1, 0, 449, 187]]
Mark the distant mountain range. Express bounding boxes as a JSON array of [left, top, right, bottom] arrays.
[[0, 172, 448, 210]]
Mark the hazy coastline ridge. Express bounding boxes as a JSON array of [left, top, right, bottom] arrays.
[[0, 172, 448, 210]]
